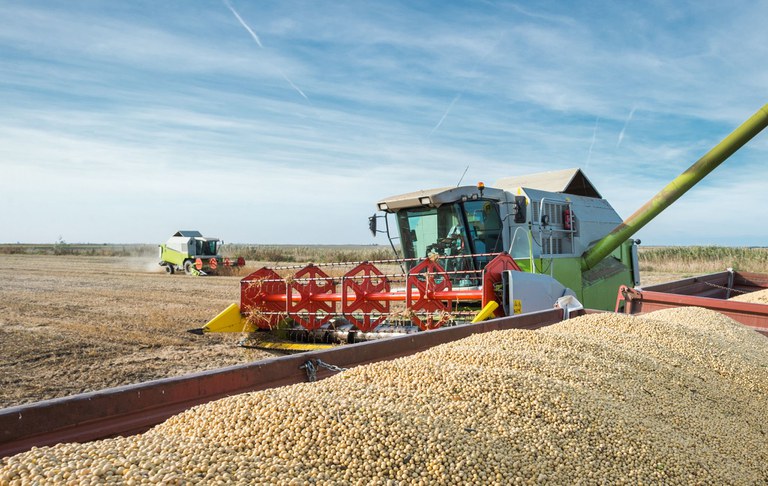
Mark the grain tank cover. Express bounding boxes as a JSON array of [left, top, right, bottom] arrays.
[[494, 168, 602, 198], [173, 230, 203, 237]]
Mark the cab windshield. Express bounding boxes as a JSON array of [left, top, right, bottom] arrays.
[[195, 240, 219, 256], [396, 200, 503, 284]]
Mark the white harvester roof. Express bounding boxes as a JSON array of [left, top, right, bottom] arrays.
[[494, 168, 602, 198]]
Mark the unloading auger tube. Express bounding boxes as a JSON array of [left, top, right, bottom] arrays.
[[581, 103, 768, 271]]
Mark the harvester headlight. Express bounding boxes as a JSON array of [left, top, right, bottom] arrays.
[[419, 196, 431, 205], [377, 202, 388, 211]]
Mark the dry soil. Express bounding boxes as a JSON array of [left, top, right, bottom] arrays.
[[0, 254, 681, 409], [0, 254, 278, 408]]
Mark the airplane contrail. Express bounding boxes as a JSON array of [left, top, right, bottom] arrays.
[[280, 71, 308, 100], [586, 117, 599, 169], [223, 0, 262, 47], [430, 94, 462, 136], [617, 106, 637, 147], [223, 0, 309, 101], [428, 34, 503, 137]]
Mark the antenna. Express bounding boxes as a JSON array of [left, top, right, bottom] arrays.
[[456, 165, 469, 186]]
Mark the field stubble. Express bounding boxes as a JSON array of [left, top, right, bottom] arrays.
[[0, 254, 278, 408], [0, 246, 759, 408]]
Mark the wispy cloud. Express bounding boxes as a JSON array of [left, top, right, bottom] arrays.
[[2, 1, 768, 244]]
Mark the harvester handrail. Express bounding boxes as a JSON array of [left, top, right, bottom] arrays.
[[243, 267, 485, 283], [258, 252, 505, 271]]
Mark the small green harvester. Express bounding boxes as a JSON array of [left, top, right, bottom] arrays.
[[159, 230, 245, 276]]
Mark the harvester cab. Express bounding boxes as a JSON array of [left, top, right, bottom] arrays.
[[159, 230, 245, 276]]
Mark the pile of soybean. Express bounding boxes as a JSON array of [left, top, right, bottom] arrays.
[[730, 287, 768, 304], [2, 307, 767, 485]]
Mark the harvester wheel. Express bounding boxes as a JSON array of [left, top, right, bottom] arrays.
[[165, 265, 175, 275], [184, 260, 195, 275]]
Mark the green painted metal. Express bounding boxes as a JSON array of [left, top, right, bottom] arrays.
[[506, 252, 634, 310], [581, 104, 768, 271], [159, 245, 187, 267]]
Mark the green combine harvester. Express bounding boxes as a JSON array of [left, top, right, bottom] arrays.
[[198, 104, 768, 346], [159, 230, 245, 276], [371, 103, 768, 312]]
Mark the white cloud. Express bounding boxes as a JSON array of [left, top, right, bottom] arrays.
[[1, 0, 767, 245]]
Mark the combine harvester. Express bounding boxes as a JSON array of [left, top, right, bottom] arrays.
[[159, 230, 245, 276], [200, 104, 768, 345], [2, 104, 767, 460]]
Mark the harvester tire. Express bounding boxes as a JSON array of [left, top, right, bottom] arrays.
[[184, 260, 195, 275], [165, 265, 175, 275]]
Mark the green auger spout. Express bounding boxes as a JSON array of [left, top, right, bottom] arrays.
[[581, 104, 768, 272]]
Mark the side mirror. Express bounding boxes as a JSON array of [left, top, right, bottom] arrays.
[[368, 214, 378, 237], [513, 196, 527, 223]]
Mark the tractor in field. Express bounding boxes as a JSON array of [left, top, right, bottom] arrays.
[[158, 231, 245, 276]]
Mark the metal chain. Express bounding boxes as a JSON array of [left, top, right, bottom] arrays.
[[702, 281, 747, 295], [299, 360, 317, 382], [300, 359, 348, 382], [315, 359, 348, 373]]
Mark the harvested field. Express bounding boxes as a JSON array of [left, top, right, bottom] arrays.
[[0, 253, 695, 409], [0, 254, 276, 408]]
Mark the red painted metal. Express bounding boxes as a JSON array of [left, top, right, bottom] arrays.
[[406, 258, 452, 330], [482, 253, 521, 317], [287, 265, 336, 330], [642, 271, 768, 298], [238, 254, 522, 332], [241, 268, 286, 329], [341, 262, 390, 332], [243, 284, 483, 306], [210, 258, 218, 270], [616, 284, 768, 336]]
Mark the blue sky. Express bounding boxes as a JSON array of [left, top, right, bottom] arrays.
[[1, 0, 767, 246]]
